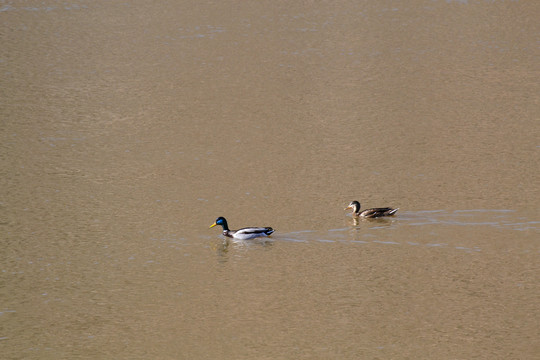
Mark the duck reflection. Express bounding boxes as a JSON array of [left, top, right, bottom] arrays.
[[212, 237, 274, 260], [349, 214, 396, 228]]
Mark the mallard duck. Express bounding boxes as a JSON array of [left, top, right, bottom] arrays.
[[345, 200, 398, 218], [209, 217, 275, 240]]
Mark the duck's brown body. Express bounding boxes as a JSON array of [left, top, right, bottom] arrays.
[[345, 201, 398, 218]]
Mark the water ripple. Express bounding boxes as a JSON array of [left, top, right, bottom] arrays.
[[274, 209, 537, 253]]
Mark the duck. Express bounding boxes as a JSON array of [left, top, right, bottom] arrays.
[[209, 217, 275, 240], [345, 200, 398, 218]]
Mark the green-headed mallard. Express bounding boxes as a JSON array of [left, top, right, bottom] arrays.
[[345, 200, 398, 218], [209, 217, 275, 240]]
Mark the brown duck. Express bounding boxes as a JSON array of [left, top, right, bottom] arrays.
[[345, 200, 398, 218]]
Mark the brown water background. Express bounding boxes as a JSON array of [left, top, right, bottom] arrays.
[[1, 0, 539, 359]]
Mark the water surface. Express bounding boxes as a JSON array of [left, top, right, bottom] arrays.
[[1, 0, 539, 359]]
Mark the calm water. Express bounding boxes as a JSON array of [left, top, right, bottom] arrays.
[[1, 0, 539, 359]]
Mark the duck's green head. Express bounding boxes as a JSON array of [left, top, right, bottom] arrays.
[[209, 216, 228, 230]]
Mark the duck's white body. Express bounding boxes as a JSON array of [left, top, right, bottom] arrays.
[[210, 217, 274, 240], [224, 227, 275, 240]]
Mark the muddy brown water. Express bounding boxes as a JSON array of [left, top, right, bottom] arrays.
[[1, 1, 539, 359]]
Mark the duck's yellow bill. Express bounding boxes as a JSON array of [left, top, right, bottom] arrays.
[[344, 205, 352, 210], [209, 222, 217, 228]]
